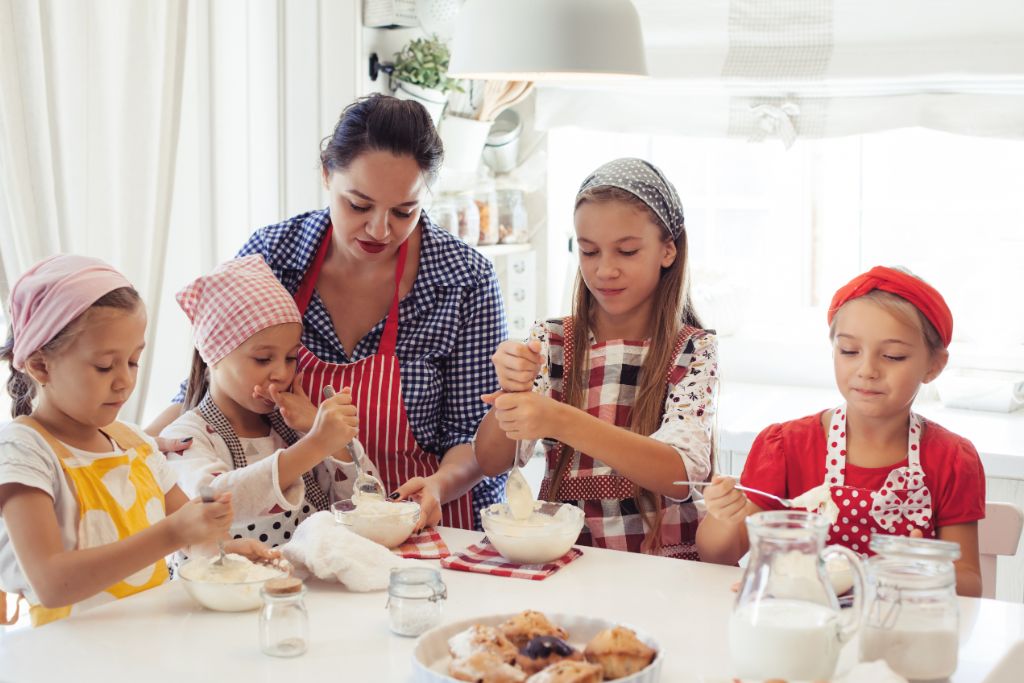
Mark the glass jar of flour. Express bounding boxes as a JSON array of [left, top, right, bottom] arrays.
[[861, 534, 961, 680], [387, 567, 447, 637]]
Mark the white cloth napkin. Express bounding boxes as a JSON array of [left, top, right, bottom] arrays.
[[281, 511, 414, 591]]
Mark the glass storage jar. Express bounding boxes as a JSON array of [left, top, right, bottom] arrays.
[[386, 566, 447, 637], [451, 191, 480, 247], [474, 180, 499, 245], [496, 188, 528, 244], [860, 534, 961, 680], [427, 194, 458, 237], [259, 577, 309, 657]]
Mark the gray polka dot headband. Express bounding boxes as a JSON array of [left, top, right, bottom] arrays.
[[576, 158, 685, 240]]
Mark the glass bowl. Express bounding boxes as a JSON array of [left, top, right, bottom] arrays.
[[481, 501, 584, 564], [177, 556, 287, 612], [332, 498, 420, 548]]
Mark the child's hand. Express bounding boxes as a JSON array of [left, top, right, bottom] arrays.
[[254, 374, 317, 433], [223, 537, 282, 562], [486, 391, 559, 441], [703, 475, 750, 526], [169, 492, 234, 546], [491, 339, 543, 392], [305, 386, 359, 452]]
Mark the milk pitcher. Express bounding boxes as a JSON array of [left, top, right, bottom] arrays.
[[728, 510, 866, 681]]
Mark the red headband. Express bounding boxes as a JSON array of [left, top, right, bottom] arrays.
[[827, 266, 953, 348]]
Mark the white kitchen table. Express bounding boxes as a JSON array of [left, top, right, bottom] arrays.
[[1, 527, 1022, 682]]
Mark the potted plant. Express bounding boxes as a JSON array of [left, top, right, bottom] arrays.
[[391, 35, 460, 124]]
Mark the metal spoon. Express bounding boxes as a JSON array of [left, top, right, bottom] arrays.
[[672, 480, 796, 508], [321, 386, 386, 499], [505, 439, 536, 520], [198, 485, 231, 565]]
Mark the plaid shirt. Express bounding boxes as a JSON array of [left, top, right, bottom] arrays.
[[234, 208, 509, 522]]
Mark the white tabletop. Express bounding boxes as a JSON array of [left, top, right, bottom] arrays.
[[2, 528, 1023, 682]]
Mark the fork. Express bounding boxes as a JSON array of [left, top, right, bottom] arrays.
[[672, 480, 795, 508]]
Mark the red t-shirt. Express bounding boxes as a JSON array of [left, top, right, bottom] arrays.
[[740, 411, 986, 530]]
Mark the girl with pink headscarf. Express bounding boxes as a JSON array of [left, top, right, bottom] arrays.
[[0, 255, 275, 627]]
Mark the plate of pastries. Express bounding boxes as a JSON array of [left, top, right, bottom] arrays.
[[412, 609, 662, 682]]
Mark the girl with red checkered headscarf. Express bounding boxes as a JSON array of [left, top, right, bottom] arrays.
[[696, 267, 986, 596], [161, 255, 369, 550], [474, 158, 718, 560]]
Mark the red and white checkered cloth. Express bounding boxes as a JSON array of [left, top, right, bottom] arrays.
[[176, 254, 302, 365], [392, 527, 452, 559], [440, 540, 583, 580]]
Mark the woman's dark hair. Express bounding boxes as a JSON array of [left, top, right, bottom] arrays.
[[182, 349, 209, 411], [320, 93, 444, 185], [1, 286, 142, 417]]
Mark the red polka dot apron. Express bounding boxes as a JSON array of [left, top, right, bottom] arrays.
[[539, 316, 701, 559], [824, 405, 934, 554], [292, 225, 474, 529]]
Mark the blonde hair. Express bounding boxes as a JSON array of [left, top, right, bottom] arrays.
[[829, 288, 944, 355], [545, 186, 706, 553]]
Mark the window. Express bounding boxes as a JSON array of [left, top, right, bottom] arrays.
[[546, 127, 1024, 383]]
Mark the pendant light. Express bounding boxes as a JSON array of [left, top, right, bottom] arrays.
[[447, 0, 647, 80]]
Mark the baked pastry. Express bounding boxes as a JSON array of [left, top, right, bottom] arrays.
[[515, 635, 584, 675], [584, 626, 656, 679], [499, 610, 570, 649], [448, 625, 518, 663], [524, 660, 603, 683], [450, 651, 528, 683]]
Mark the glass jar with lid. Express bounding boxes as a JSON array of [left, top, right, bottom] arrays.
[[427, 194, 458, 237], [386, 566, 447, 637], [860, 534, 961, 680], [451, 191, 480, 247], [474, 178, 499, 246], [496, 188, 528, 244], [259, 576, 309, 657]]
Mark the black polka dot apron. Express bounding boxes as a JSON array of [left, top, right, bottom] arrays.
[[824, 405, 934, 554], [293, 224, 475, 529]]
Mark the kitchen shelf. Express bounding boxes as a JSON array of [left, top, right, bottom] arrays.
[[475, 243, 532, 258]]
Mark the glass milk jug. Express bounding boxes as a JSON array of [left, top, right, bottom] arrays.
[[729, 511, 867, 681], [861, 534, 961, 680]]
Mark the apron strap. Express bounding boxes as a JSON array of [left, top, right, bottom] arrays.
[[196, 394, 330, 512], [293, 223, 333, 315], [14, 416, 75, 461], [378, 240, 407, 357], [99, 422, 148, 452]]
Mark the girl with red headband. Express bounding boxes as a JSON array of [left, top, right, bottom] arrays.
[[0, 255, 274, 627], [697, 266, 985, 596]]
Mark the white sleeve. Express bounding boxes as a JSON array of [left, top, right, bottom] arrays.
[[314, 439, 376, 502], [161, 415, 303, 519], [650, 332, 719, 487], [0, 426, 61, 500], [133, 428, 179, 494]]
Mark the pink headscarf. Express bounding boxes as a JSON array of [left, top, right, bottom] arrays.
[[8, 254, 135, 371], [176, 255, 302, 365]]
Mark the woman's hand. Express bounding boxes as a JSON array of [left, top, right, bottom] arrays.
[[482, 390, 561, 442], [254, 374, 317, 433], [305, 386, 359, 451], [168, 492, 234, 546], [703, 475, 749, 526], [223, 537, 282, 562], [491, 339, 542, 392], [392, 476, 443, 531]]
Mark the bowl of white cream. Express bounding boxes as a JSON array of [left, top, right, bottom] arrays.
[[332, 496, 421, 548], [481, 501, 584, 564], [177, 554, 287, 612]]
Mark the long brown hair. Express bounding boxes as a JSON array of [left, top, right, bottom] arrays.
[[1, 287, 142, 418], [182, 349, 210, 410], [545, 186, 705, 553]]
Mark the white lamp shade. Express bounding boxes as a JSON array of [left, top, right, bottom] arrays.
[[448, 0, 648, 80]]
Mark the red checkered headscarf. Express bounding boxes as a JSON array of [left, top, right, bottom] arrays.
[[177, 255, 302, 365], [827, 266, 953, 348]]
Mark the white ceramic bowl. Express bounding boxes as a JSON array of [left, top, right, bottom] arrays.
[[177, 558, 286, 612], [332, 498, 420, 548], [481, 501, 584, 564], [411, 612, 662, 683]]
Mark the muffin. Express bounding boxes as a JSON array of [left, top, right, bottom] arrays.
[[499, 610, 570, 649], [584, 626, 656, 679], [525, 660, 603, 683], [448, 624, 519, 663], [450, 651, 528, 683], [515, 635, 585, 675]]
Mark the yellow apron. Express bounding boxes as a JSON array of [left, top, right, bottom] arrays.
[[11, 417, 169, 627]]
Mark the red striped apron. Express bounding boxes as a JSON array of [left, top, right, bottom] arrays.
[[293, 225, 475, 529]]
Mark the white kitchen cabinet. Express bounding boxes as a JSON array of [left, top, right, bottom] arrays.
[[478, 245, 536, 341]]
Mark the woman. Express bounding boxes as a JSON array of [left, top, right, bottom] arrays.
[[150, 94, 507, 530]]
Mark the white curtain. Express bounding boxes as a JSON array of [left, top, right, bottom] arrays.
[[535, 0, 1024, 143], [0, 0, 188, 422]]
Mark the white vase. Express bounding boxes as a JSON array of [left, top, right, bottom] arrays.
[[439, 115, 492, 173], [393, 80, 447, 125]]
